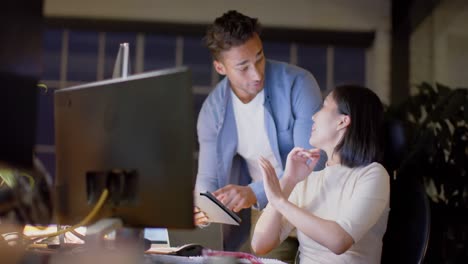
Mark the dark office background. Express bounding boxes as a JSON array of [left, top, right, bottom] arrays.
[[35, 26, 368, 178]]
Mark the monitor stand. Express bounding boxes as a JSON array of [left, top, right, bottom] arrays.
[[85, 218, 123, 242], [84, 218, 150, 252]]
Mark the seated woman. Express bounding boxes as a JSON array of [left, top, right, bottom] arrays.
[[252, 85, 390, 263]]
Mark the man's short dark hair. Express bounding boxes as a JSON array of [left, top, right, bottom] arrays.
[[331, 85, 384, 168], [204, 10, 261, 60]]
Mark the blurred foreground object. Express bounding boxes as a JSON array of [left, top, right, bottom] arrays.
[[0, 157, 53, 225], [0, 0, 52, 231], [0, 0, 43, 169], [0, 223, 25, 264]]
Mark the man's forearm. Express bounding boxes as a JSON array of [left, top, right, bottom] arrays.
[[249, 181, 267, 209]]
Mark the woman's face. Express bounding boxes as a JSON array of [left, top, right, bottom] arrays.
[[309, 93, 344, 150]]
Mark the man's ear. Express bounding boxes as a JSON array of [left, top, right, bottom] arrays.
[[213, 60, 226, 75], [337, 115, 351, 131]]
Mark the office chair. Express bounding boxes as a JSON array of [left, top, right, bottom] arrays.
[[381, 119, 431, 264]]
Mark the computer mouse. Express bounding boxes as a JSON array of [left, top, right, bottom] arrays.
[[171, 243, 205, 257]]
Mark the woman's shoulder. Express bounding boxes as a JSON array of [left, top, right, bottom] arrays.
[[353, 162, 390, 181], [328, 162, 389, 181], [363, 162, 388, 173]]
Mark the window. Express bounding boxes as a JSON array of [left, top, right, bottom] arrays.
[[333, 46, 366, 87], [297, 45, 327, 91], [42, 30, 62, 81], [183, 36, 212, 87], [263, 41, 290, 63], [35, 88, 55, 146], [67, 30, 99, 82], [144, 34, 176, 71]]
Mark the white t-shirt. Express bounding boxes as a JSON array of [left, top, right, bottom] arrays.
[[272, 162, 390, 264], [231, 90, 283, 182]]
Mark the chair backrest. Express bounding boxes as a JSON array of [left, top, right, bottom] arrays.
[[381, 172, 431, 263], [381, 119, 431, 263]]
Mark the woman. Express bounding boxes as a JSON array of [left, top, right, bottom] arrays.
[[252, 85, 390, 263]]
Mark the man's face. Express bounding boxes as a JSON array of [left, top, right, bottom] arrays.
[[213, 33, 265, 103]]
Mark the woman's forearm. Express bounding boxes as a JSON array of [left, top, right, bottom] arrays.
[[275, 198, 354, 255], [251, 175, 298, 254], [251, 205, 282, 255]]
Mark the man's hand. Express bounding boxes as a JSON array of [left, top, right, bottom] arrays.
[[194, 206, 210, 227], [213, 185, 257, 213]]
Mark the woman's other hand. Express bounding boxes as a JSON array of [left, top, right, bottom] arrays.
[[283, 147, 321, 184]]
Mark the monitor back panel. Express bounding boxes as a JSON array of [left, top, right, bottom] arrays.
[[54, 68, 195, 229]]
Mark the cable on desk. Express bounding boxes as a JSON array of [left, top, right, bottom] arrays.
[[26, 189, 109, 240]]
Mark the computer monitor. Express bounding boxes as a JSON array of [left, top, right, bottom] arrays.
[[53, 67, 195, 229]]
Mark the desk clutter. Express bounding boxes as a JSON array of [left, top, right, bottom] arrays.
[[21, 243, 287, 264], [3, 225, 286, 264], [147, 245, 286, 263], [145, 254, 287, 264]]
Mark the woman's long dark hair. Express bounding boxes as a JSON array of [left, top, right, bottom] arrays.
[[331, 85, 384, 167]]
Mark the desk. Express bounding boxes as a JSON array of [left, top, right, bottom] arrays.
[[23, 246, 286, 264], [20, 224, 284, 263], [146, 253, 286, 264], [167, 223, 223, 250]]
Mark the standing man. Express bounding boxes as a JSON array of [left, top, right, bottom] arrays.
[[195, 10, 324, 258]]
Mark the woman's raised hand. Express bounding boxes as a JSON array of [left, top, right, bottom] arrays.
[[283, 147, 321, 184], [258, 157, 285, 207]]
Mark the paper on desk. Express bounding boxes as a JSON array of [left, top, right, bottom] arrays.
[[195, 192, 241, 225], [146, 244, 176, 254]]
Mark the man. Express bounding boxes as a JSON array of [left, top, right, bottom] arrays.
[[195, 10, 324, 258]]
